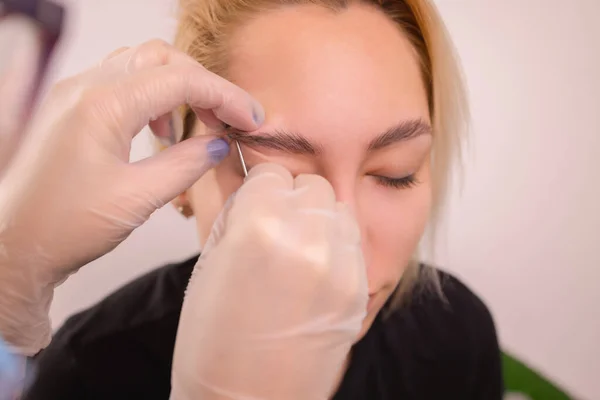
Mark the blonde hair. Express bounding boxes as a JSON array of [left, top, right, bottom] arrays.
[[173, 0, 468, 305]]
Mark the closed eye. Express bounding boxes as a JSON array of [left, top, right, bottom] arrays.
[[372, 174, 419, 189], [239, 161, 419, 190]]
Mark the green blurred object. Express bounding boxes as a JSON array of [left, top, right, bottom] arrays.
[[502, 352, 574, 400]]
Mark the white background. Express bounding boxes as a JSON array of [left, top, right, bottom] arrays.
[[44, 1, 599, 398]]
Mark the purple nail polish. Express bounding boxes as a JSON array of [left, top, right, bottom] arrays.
[[252, 103, 265, 125], [206, 138, 230, 163]]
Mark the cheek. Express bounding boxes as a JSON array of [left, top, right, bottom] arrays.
[[188, 159, 244, 247], [360, 182, 432, 292]]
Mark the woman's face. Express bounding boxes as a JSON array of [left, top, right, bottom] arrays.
[[185, 3, 432, 338]]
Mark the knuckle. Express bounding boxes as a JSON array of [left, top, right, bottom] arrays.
[[143, 38, 171, 52], [132, 39, 173, 69]]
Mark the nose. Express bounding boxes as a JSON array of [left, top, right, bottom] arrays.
[[327, 175, 372, 272], [329, 179, 357, 217]]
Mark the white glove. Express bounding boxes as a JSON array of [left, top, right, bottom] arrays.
[[171, 163, 369, 400], [0, 13, 44, 174], [0, 39, 264, 356]]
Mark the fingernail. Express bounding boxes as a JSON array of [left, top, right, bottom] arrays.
[[207, 138, 230, 163], [252, 101, 265, 126]]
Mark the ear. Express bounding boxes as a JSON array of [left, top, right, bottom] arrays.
[[172, 192, 194, 218]]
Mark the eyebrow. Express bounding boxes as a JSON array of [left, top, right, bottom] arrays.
[[228, 128, 320, 155], [226, 118, 431, 155], [367, 119, 432, 151]]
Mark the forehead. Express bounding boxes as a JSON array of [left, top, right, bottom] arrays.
[[227, 3, 429, 143]]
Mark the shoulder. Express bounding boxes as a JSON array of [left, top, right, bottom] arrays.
[[388, 266, 498, 346], [435, 267, 499, 350], [430, 267, 496, 333], [375, 265, 503, 398], [24, 255, 198, 400], [59, 254, 198, 345]]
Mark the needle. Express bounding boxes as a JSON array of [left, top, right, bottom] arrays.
[[235, 140, 248, 177]]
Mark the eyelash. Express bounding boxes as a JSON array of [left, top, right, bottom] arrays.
[[373, 174, 419, 189], [241, 164, 418, 190]]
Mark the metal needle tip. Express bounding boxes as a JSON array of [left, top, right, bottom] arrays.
[[235, 140, 248, 177]]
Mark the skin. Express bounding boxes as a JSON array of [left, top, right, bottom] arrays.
[[178, 3, 432, 340]]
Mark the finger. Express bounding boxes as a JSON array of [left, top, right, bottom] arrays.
[[148, 113, 175, 147], [334, 202, 361, 247], [107, 63, 263, 140], [287, 174, 337, 276], [193, 109, 225, 131], [100, 39, 197, 75], [98, 46, 130, 69], [101, 41, 229, 144], [150, 110, 222, 149], [0, 23, 41, 174], [224, 163, 293, 227], [148, 111, 182, 147], [96, 40, 215, 141], [127, 136, 230, 208], [201, 192, 237, 254], [241, 163, 294, 195], [331, 203, 369, 314], [292, 174, 336, 211]]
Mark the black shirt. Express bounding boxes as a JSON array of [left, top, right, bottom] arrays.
[[24, 255, 503, 399]]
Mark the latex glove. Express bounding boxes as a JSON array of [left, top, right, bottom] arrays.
[[0, 39, 264, 356], [0, 1, 64, 175], [171, 163, 369, 400], [0, 12, 44, 174]]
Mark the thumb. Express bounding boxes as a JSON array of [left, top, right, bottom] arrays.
[[201, 191, 237, 254], [128, 136, 229, 208]]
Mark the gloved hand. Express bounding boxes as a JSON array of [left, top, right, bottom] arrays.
[[171, 163, 369, 400], [0, 11, 44, 174], [0, 39, 264, 356]]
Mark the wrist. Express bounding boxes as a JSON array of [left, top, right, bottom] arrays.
[[0, 260, 54, 356]]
